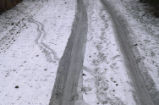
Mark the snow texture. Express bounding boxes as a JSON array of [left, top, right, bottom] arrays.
[[0, 0, 75, 105], [82, 0, 137, 105]]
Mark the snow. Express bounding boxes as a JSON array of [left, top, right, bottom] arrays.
[[0, 0, 76, 105], [82, 0, 137, 105], [102, 0, 159, 104], [0, 0, 159, 104], [122, 0, 159, 36]]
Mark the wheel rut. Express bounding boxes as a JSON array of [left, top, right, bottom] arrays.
[[49, 0, 88, 105], [101, 0, 154, 105]]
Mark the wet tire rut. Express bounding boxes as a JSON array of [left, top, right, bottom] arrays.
[[49, 0, 88, 105], [101, 0, 155, 105]]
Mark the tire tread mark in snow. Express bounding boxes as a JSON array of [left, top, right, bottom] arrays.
[[49, 0, 88, 105], [28, 18, 59, 62], [101, 0, 154, 105]]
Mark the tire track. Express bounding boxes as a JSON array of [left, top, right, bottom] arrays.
[[49, 0, 88, 105], [101, 0, 154, 105], [28, 17, 59, 63]]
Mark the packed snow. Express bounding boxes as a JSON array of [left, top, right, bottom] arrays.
[[104, 0, 159, 104], [0, 0, 159, 105], [82, 0, 137, 105]]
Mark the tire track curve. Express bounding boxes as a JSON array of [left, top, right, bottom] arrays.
[[49, 0, 88, 105], [101, 0, 154, 105], [28, 17, 59, 63]]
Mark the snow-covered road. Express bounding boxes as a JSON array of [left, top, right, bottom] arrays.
[[0, 0, 159, 105], [0, 0, 76, 105], [49, 0, 87, 105], [82, 0, 138, 105], [101, 0, 154, 105]]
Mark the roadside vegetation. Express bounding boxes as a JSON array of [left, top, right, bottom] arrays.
[[0, 0, 22, 13], [140, 0, 159, 17]]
